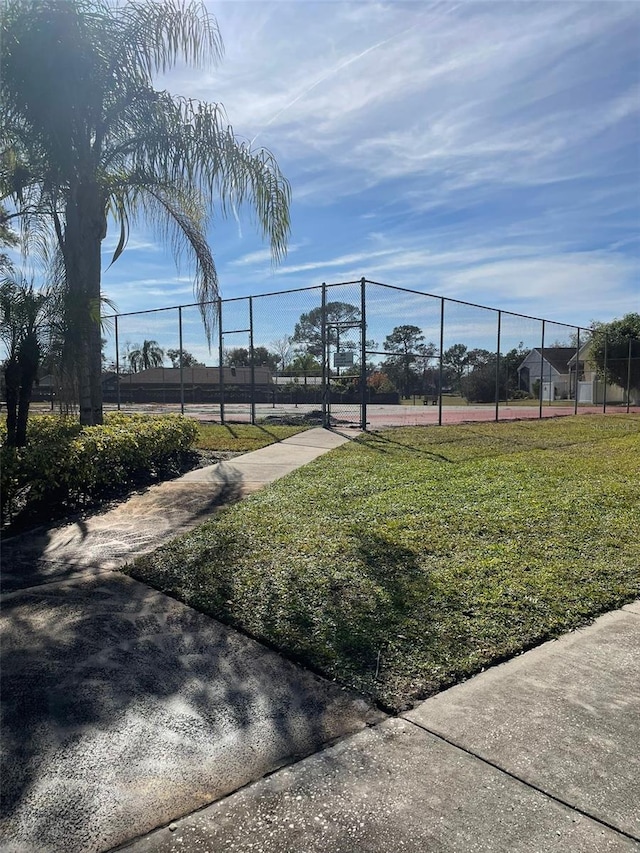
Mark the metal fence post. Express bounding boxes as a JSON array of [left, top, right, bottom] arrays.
[[218, 297, 225, 425], [574, 328, 580, 416], [626, 337, 632, 414], [249, 297, 256, 425], [178, 306, 185, 415], [438, 298, 445, 427], [539, 320, 545, 419], [115, 314, 121, 412], [495, 310, 501, 422], [360, 277, 367, 430], [321, 282, 328, 428], [603, 333, 608, 413]]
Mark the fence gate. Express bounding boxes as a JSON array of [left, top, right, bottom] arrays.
[[321, 279, 366, 429]]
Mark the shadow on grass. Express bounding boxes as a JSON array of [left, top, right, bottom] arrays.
[[356, 430, 453, 463], [359, 422, 567, 462], [178, 529, 469, 713], [253, 423, 290, 442], [333, 533, 434, 663]]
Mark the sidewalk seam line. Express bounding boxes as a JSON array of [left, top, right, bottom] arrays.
[[402, 717, 640, 844], [622, 608, 640, 618], [108, 720, 383, 853]]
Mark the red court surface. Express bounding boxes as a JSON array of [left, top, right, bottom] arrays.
[[97, 401, 638, 428]]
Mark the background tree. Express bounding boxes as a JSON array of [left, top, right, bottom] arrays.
[[291, 302, 361, 358], [421, 364, 440, 397], [252, 346, 280, 372], [382, 325, 435, 397], [223, 346, 279, 372], [223, 347, 250, 367], [1, 0, 290, 426], [118, 341, 136, 375], [590, 313, 640, 396], [0, 204, 19, 274], [270, 336, 292, 374], [500, 343, 529, 397], [442, 344, 469, 393], [166, 348, 203, 368], [466, 348, 493, 368], [367, 371, 395, 394], [460, 357, 502, 403], [128, 339, 164, 373]]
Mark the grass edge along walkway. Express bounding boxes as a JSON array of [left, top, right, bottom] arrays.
[[194, 422, 308, 452], [126, 415, 640, 712]]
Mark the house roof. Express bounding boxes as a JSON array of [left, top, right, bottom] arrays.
[[567, 340, 592, 366], [524, 347, 576, 373]]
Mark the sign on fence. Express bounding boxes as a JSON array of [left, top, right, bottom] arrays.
[[333, 351, 354, 367]]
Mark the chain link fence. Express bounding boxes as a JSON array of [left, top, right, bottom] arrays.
[[95, 279, 639, 427]]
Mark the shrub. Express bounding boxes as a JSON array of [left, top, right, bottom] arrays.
[[1, 413, 198, 526], [461, 365, 505, 403]]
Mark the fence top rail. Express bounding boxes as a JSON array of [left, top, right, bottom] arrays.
[[104, 281, 361, 320], [363, 279, 588, 332], [103, 277, 590, 333], [241, 279, 361, 301]]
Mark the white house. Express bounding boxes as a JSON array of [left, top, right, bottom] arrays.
[[517, 347, 575, 401], [567, 342, 627, 404]]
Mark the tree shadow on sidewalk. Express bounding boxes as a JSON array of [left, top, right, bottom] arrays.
[[0, 471, 243, 593], [0, 569, 376, 852]]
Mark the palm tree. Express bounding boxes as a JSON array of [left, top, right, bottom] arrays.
[[128, 339, 164, 373], [290, 353, 322, 386], [0, 275, 51, 446], [0, 0, 290, 425]]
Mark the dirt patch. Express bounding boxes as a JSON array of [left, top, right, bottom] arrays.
[[260, 410, 324, 426]]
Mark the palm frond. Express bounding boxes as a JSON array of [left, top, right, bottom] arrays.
[[106, 95, 291, 263], [116, 0, 223, 76], [113, 177, 218, 341]]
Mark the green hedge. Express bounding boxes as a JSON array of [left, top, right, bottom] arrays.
[[1, 413, 198, 526]]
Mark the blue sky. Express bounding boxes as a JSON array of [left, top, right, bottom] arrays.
[[100, 0, 638, 350]]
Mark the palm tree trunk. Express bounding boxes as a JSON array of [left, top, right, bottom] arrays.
[[4, 357, 20, 447], [15, 337, 40, 447], [63, 181, 106, 425], [88, 316, 103, 424]]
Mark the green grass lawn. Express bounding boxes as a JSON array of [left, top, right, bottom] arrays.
[[193, 422, 307, 452], [127, 415, 640, 712]]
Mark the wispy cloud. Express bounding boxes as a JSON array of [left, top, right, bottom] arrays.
[[275, 248, 398, 275], [228, 242, 303, 268], [227, 247, 273, 267], [100, 235, 160, 254], [100, 1, 638, 331]]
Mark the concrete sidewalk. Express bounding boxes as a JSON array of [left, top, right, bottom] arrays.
[[1, 427, 353, 592], [124, 602, 640, 853], [1, 428, 385, 853]]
